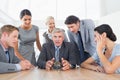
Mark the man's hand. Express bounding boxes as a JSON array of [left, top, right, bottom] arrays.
[[45, 58, 55, 70], [61, 58, 71, 71], [19, 60, 33, 70], [23, 59, 35, 68]]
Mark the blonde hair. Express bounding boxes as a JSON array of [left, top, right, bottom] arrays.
[[45, 16, 54, 24]]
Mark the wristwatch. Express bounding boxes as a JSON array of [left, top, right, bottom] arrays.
[[69, 64, 76, 69]]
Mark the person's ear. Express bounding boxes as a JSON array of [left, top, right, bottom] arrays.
[[3, 32, 8, 37], [102, 32, 107, 38], [76, 21, 80, 25]]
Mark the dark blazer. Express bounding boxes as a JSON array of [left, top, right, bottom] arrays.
[[0, 44, 20, 73], [37, 41, 76, 69]]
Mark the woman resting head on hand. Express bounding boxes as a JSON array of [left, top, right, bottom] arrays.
[[81, 24, 120, 74]]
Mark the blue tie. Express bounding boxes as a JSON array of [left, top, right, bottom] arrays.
[[55, 47, 60, 62], [5, 51, 10, 63], [77, 31, 85, 63]]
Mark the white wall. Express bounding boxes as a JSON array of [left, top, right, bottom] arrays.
[[97, 11, 120, 43], [100, 0, 120, 17]]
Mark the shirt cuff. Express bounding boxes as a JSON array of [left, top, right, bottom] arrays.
[[15, 64, 21, 71]]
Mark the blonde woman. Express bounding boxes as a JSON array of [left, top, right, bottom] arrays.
[[43, 16, 68, 44]]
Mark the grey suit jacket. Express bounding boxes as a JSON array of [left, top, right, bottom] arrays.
[[0, 44, 20, 73], [37, 41, 76, 69], [67, 19, 96, 64]]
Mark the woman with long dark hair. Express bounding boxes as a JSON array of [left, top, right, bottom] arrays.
[[81, 24, 120, 74]]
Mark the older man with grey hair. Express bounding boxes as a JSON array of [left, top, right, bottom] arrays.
[[37, 28, 76, 70]]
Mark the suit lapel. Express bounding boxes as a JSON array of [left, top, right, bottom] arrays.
[[50, 42, 55, 58], [0, 44, 8, 62], [80, 21, 85, 43]]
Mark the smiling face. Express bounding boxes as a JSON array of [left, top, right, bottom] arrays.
[[52, 32, 64, 47], [46, 18, 55, 32], [21, 15, 32, 28]]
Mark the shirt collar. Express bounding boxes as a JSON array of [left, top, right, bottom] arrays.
[[54, 45, 61, 49], [46, 30, 52, 39], [78, 26, 81, 32], [0, 42, 8, 51]]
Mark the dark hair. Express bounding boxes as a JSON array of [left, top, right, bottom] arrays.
[[94, 24, 116, 41], [20, 9, 32, 19], [64, 15, 80, 24], [0, 25, 19, 38]]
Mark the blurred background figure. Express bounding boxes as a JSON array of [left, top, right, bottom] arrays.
[[43, 16, 68, 44]]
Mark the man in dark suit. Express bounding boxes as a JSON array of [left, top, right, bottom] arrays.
[[0, 25, 32, 73], [65, 15, 96, 65], [37, 28, 76, 70]]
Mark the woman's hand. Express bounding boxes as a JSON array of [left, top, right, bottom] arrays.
[[94, 66, 105, 73], [96, 34, 106, 53]]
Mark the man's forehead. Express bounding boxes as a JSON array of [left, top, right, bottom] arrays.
[[52, 32, 64, 36]]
